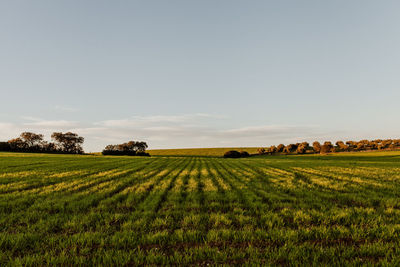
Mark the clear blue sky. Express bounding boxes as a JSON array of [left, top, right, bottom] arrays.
[[1, 1, 399, 151]]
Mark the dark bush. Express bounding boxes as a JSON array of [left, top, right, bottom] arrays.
[[136, 151, 151, 157], [240, 151, 250, 157], [223, 150, 242, 158]]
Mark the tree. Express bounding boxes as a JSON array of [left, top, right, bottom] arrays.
[[320, 142, 334, 154], [102, 141, 149, 156], [132, 141, 148, 152], [346, 141, 356, 151], [355, 142, 365, 151], [393, 139, 400, 147], [312, 141, 321, 153], [335, 141, 348, 152], [276, 144, 285, 153], [51, 132, 84, 154], [41, 142, 58, 153], [284, 144, 298, 154], [297, 145, 307, 154], [300, 142, 310, 149], [8, 138, 27, 151], [20, 132, 44, 147]]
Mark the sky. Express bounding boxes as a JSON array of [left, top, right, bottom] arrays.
[[1, 1, 400, 152]]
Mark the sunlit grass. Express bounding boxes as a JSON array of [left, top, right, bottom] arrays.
[[1, 151, 400, 265]]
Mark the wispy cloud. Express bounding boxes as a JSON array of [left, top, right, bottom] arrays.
[[0, 113, 334, 152], [96, 114, 226, 128]]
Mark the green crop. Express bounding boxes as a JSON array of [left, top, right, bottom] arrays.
[[1, 151, 400, 266]]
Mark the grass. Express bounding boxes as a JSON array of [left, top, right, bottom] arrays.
[[148, 147, 259, 156], [1, 151, 400, 265]]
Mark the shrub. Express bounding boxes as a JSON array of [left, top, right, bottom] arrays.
[[240, 151, 250, 157], [136, 151, 151, 157], [223, 150, 242, 158]]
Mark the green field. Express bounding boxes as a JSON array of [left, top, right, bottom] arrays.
[[148, 147, 259, 156], [1, 151, 400, 265]]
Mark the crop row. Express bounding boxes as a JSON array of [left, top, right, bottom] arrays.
[[1, 153, 400, 265]]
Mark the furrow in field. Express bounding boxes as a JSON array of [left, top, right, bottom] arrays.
[[219, 160, 289, 207], [295, 167, 396, 196], [93, 158, 191, 237], [0, 159, 150, 198], [0, 159, 182, 233], [163, 158, 198, 239], [237, 161, 363, 210], [44, 158, 178, 214], [0, 158, 138, 194], [312, 166, 399, 187], [131, 158, 193, 234], [92, 158, 185, 213], [0, 157, 110, 179], [0, 159, 159, 217], [207, 159, 260, 215], [232, 160, 339, 207]]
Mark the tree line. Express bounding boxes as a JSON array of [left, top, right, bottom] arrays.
[[0, 132, 150, 156], [0, 132, 85, 154], [257, 139, 400, 155]]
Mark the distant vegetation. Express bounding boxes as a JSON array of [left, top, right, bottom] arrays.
[[258, 139, 400, 156], [148, 147, 260, 157], [0, 132, 84, 154], [223, 150, 250, 158], [2, 132, 399, 158], [149, 139, 400, 158], [102, 141, 150, 156], [0, 132, 150, 156]]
